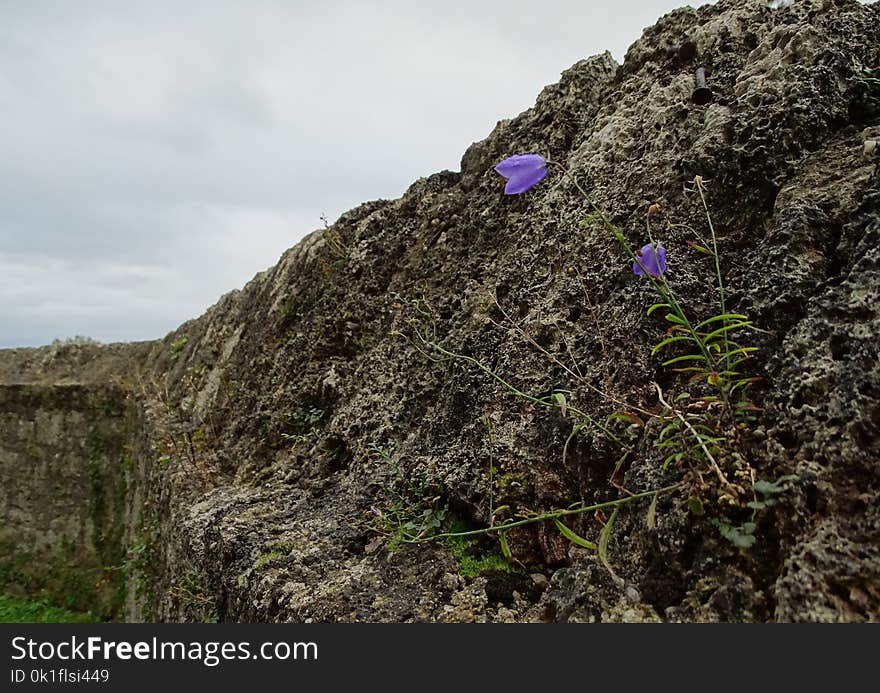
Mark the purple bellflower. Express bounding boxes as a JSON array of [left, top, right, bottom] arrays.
[[494, 154, 548, 194], [633, 243, 667, 277]]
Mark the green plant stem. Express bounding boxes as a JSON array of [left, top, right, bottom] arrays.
[[490, 299, 655, 418], [403, 483, 683, 543], [550, 163, 717, 370], [483, 416, 495, 526], [591, 200, 716, 369], [409, 330, 627, 448], [695, 179, 729, 360], [652, 381, 731, 489], [692, 179, 737, 419]]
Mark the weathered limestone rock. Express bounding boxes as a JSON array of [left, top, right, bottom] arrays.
[[1, 0, 878, 622]]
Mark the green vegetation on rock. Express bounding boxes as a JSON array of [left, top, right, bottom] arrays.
[[444, 535, 518, 579], [0, 594, 94, 623]]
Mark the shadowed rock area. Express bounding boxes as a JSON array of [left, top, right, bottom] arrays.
[[1, 0, 878, 622]]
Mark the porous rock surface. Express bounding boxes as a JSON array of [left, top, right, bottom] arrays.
[[1, 0, 878, 622]]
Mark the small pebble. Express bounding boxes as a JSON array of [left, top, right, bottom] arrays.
[[530, 573, 550, 591]]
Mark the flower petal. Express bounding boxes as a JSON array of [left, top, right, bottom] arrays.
[[503, 166, 548, 194], [494, 154, 546, 177], [656, 245, 668, 273], [633, 243, 667, 276]]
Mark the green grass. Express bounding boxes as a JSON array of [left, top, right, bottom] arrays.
[[0, 594, 94, 623]]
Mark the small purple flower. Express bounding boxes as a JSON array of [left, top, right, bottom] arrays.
[[633, 243, 667, 277], [494, 154, 548, 195]]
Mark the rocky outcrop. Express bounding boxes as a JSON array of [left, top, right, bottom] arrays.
[[1, 0, 878, 622]]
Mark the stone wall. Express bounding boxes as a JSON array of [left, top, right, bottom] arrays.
[[0, 383, 130, 618]]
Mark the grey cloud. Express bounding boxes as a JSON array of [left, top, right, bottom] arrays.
[[2, 0, 730, 348]]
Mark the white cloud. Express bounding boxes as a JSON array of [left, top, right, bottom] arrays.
[[2, 0, 727, 347]]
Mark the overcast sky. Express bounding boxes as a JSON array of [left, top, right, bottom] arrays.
[[0, 1, 729, 348]]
